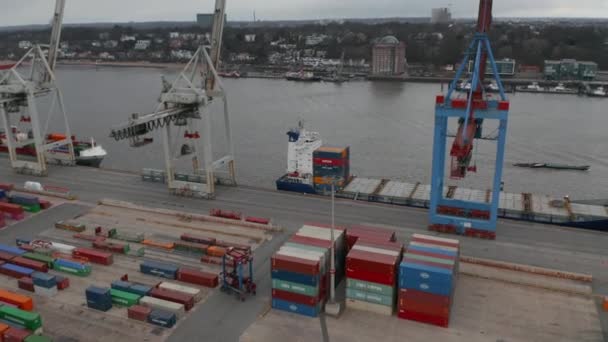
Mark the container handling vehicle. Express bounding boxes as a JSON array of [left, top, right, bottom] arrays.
[[220, 248, 256, 301]]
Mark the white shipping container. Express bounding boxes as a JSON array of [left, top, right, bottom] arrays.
[[352, 244, 400, 257], [346, 298, 393, 316], [412, 234, 460, 247], [159, 282, 203, 302], [300, 225, 345, 239], [34, 285, 58, 297], [140, 296, 185, 319], [278, 246, 324, 261], [49, 242, 76, 254]]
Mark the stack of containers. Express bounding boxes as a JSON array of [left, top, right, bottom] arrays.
[[0, 203, 24, 221], [86, 286, 112, 312], [295, 224, 347, 283], [54, 258, 91, 276], [345, 240, 402, 316], [31, 272, 57, 297], [312, 146, 350, 193], [72, 248, 113, 265], [111, 280, 152, 297], [139, 296, 185, 320], [345, 225, 397, 251], [398, 234, 460, 328], [10, 195, 40, 213], [147, 309, 177, 328]]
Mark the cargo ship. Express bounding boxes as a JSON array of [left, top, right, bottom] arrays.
[[0, 128, 107, 167], [276, 125, 608, 231]]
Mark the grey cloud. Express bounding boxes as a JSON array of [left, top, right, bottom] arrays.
[[1, 0, 606, 26]]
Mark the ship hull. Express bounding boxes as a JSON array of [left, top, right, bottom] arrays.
[[276, 175, 316, 194]]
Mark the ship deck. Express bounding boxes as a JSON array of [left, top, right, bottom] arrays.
[[339, 177, 608, 226], [0, 163, 607, 341]]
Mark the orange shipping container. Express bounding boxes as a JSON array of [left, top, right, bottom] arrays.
[[207, 246, 226, 257], [0, 289, 34, 311], [0, 322, 9, 336], [313, 177, 346, 186], [142, 239, 174, 250]]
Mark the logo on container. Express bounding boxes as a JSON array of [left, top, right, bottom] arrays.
[[420, 283, 430, 290], [289, 304, 297, 311], [420, 272, 430, 279]]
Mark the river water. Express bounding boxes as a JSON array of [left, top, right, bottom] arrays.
[[46, 65, 608, 199]]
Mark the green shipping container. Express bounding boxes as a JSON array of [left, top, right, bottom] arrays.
[[406, 253, 454, 266], [24, 335, 53, 342], [346, 288, 393, 307], [346, 278, 394, 297], [114, 231, 145, 243], [54, 264, 91, 277], [22, 204, 41, 213], [22, 252, 55, 269], [110, 289, 141, 307], [0, 306, 42, 331], [271, 279, 319, 297]]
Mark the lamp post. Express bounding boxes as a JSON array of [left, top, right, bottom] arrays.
[[325, 177, 342, 317]]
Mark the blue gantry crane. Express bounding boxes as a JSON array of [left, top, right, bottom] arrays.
[[429, 0, 510, 240]]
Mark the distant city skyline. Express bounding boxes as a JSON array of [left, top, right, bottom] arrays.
[[1, 0, 607, 27]]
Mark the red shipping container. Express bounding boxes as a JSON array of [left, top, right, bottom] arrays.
[[313, 157, 346, 167], [0, 203, 23, 215], [0, 252, 17, 262], [245, 216, 270, 225], [406, 249, 456, 261], [128, 305, 152, 321], [399, 288, 451, 307], [0, 266, 31, 279], [348, 225, 397, 242], [17, 277, 34, 293], [149, 287, 194, 311], [200, 255, 223, 265], [0, 183, 14, 192], [398, 293, 450, 318], [346, 249, 398, 274], [354, 240, 403, 254], [412, 235, 459, 248], [177, 268, 218, 288], [290, 235, 332, 250], [398, 308, 449, 328], [56, 277, 70, 290], [272, 289, 321, 307], [3, 327, 31, 342], [403, 256, 453, 270], [180, 233, 216, 246], [17, 245, 35, 253], [38, 199, 52, 210], [11, 257, 48, 273], [72, 248, 113, 265], [271, 254, 320, 276]]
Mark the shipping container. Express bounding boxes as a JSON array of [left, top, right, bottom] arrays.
[[111, 280, 133, 293], [147, 309, 176, 328], [404, 253, 455, 268], [399, 262, 454, 296], [158, 282, 202, 303], [142, 240, 174, 250], [0, 203, 24, 215], [271, 298, 321, 318], [3, 327, 31, 341], [398, 288, 451, 315], [48, 242, 75, 255], [54, 220, 85, 233], [86, 286, 112, 312], [271, 254, 320, 276], [272, 288, 322, 307], [0, 306, 42, 331], [0, 290, 33, 311], [140, 260, 178, 279], [110, 289, 141, 307], [31, 272, 56, 288], [18, 277, 34, 293], [411, 234, 460, 248], [72, 248, 113, 265], [312, 157, 347, 167], [0, 322, 9, 337], [176, 268, 218, 288], [9, 195, 38, 207], [271, 269, 319, 287], [0, 251, 17, 262], [346, 278, 394, 297], [12, 258, 48, 273], [0, 183, 14, 191], [128, 305, 152, 322], [206, 246, 226, 257], [180, 234, 216, 246], [139, 296, 185, 320], [345, 298, 393, 316], [313, 146, 350, 159], [173, 241, 208, 255], [22, 252, 55, 269], [24, 335, 53, 342], [407, 243, 458, 257], [149, 288, 194, 311], [397, 308, 449, 328], [129, 284, 152, 297], [0, 264, 34, 279], [346, 288, 393, 307], [0, 245, 25, 256], [110, 229, 144, 243], [271, 279, 319, 297], [54, 275, 69, 290]]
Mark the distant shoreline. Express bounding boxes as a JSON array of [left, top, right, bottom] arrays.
[[58, 60, 185, 69]]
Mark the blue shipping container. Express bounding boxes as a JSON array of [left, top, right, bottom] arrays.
[[55, 259, 89, 271], [271, 269, 319, 287], [0, 190, 6, 199], [10, 195, 39, 206], [0, 244, 26, 256], [407, 244, 458, 258], [32, 272, 57, 288], [1, 263, 34, 277], [140, 260, 178, 279], [148, 309, 176, 328], [15, 238, 31, 247], [272, 298, 321, 318], [399, 263, 454, 296], [111, 280, 133, 293], [0, 318, 24, 330], [86, 286, 112, 311], [129, 284, 152, 296]]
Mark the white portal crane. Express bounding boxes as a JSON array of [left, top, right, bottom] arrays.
[[0, 0, 75, 176], [110, 0, 235, 198]]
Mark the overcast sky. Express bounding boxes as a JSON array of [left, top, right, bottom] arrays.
[[2, 0, 607, 26]]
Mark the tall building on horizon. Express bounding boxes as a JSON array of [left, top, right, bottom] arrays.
[[431, 8, 452, 24], [371, 36, 406, 76]]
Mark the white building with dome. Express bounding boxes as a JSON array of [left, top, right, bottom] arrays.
[[371, 35, 406, 76]]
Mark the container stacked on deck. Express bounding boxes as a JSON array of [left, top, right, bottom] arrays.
[[32, 272, 57, 297], [345, 225, 397, 252], [398, 234, 460, 328], [86, 286, 112, 312], [0, 202, 24, 221], [312, 146, 350, 193], [53, 258, 91, 277], [345, 239, 402, 316], [10, 195, 40, 213], [0, 305, 42, 333], [271, 224, 346, 318]]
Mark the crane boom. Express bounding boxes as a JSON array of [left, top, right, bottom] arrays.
[[206, 0, 227, 92], [47, 0, 66, 80]]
